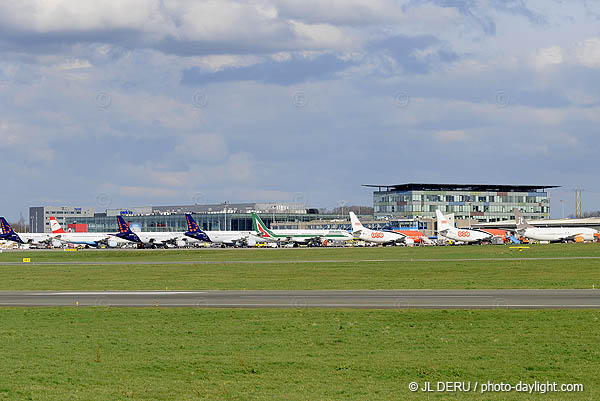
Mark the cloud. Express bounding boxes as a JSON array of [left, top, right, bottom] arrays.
[[277, 0, 405, 25], [181, 53, 353, 86], [435, 129, 469, 142], [531, 45, 563, 69], [2, 1, 600, 219], [573, 37, 600, 67], [369, 34, 459, 74]]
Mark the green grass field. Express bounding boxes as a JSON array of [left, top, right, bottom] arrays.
[[0, 244, 599, 290], [0, 308, 597, 400], [1, 244, 598, 400], [1, 242, 599, 262]]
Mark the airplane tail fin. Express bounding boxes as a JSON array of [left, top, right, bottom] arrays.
[[0, 217, 24, 244], [185, 213, 200, 233], [251, 212, 275, 238], [49, 216, 66, 234], [0, 217, 15, 235], [513, 208, 533, 231], [436, 209, 451, 232], [184, 214, 211, 242], [116, 216, 133, 234], [349, 212, 364, 233]]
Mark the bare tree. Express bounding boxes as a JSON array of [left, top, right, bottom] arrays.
[[322, 205, 374, 215], [9, 213, 28, 233]]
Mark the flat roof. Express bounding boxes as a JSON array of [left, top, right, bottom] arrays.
[[362, 183, 560, 192]]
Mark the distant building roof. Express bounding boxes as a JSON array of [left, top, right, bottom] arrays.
[[362, 183, 560, 192]]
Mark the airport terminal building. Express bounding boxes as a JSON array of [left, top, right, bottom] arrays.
[[366, 183, 557, 223], [64, 203, 322, 233], [29, 183, 557, 236]]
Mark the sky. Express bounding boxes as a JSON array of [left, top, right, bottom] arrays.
[[1, 0, 600, 220]]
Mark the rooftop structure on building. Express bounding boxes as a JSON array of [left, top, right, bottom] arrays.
[[364, 183, 559, 223]]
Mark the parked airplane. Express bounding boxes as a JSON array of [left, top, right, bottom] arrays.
[[435, 210, 493, 244], [49, 216, 125, 248], [114, 216, 186, 247], [514, 209, 599, 242], [252, 212, 353, 245], [114, 215, 257, 248], [349, 212, 405, 245], [184, 214, 258, 246], [0, 217, 52, 247]]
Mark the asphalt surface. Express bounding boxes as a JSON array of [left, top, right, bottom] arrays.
[[0, 290, 598, 309]]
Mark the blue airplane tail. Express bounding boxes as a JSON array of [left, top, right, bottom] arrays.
[[116, 216, 132, 234], [115, 216, 141, 243], [0, 217, 24, 244], [0, 217, 15, 235], [185, 214, 211, 242]]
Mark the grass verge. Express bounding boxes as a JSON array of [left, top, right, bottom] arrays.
[[0, 308, 598, 400], [0, 244, 599, 290]]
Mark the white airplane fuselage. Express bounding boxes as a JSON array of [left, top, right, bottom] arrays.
[[51, 232, 125, 247], [353, 229, 404, 244], [259, 229, 353, 244], [12, 233, 52, 246], [440, 227, 492, 243], [520, 227, 598, 242], [199, 231, 258, 245], [126, 230, 255, 246]]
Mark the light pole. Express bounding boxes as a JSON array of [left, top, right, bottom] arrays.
[[223, 201, 229, 231], [466, 201, 472, 229], [560, 199, 564, 219]]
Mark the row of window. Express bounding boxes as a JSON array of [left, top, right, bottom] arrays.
[[44, 211, 84, 215], [376, 194, 548, 203], [375, 205, 548, 213]]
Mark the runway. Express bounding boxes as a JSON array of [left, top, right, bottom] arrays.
[[0, 290, 598, 309]]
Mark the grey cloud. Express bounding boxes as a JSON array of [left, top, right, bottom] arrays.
[[2, 1, 600, 220], [369, 34, 459, 74], [181, 54, 353, 86], [412, 0, 497, 34], [489, 0, 546, 24]]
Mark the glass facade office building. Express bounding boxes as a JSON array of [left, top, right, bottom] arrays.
[[67, 212, 352, 233], [367, 184, 557, 222], [64, 203, 309, 233]]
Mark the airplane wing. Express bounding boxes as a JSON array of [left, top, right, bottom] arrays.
[[556, 233, 584, 242]]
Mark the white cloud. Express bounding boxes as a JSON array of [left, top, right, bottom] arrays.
[[2, 0, 600, 219], [531, 45, 563, 69], [0, 0, 168, 33], [278, 0, 405, 25], [573, 37, 600, 68]]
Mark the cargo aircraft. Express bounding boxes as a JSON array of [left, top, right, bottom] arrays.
[[349, 212, 406, 245], [514, 209, 598, 242], [435, 210, 493, 244]]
